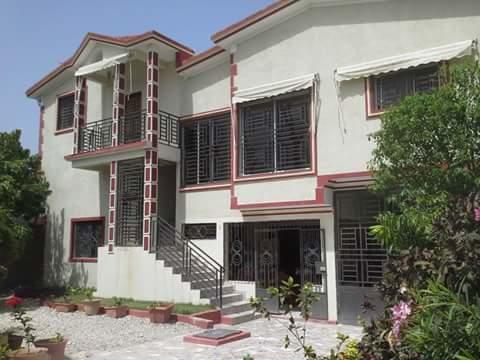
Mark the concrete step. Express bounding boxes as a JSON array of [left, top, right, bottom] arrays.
[[220, 301, 252, 315], [210, 292, 243, 306], [222, 310, 262, 325], [200, 285, 235, 299]]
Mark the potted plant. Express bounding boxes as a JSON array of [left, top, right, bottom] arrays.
[[34, 333, 67, 360], [82, 288, 101, 316], [2, 328, 23, 351], [4, 296, 48, 360], [54, 287, 77, 313], [148, 302, 174, 324], [104, 297, 128, 318]]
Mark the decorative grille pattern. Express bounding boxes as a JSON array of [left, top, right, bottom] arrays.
[[183, 223, 217, 240], [57, 94, 75, 130], [372, 65, 439, 111], [72, 220, 103, 258], [240, 91, 311, 175], [116, 158, 144, 246], [181, 113, 231, 186]]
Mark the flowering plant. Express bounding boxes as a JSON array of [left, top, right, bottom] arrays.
[[4, 295, 36, 352], [390, 301, 412, 344], [474, 207, 480, 222]]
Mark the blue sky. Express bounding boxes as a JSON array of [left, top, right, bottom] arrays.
[[0, 0, 272, 152]]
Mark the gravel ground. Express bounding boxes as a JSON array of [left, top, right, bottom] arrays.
[[0, 301, 198, 359]]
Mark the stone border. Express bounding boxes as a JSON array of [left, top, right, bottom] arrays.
[[42, 301, 221, 329], [184, 331, 251, 346]]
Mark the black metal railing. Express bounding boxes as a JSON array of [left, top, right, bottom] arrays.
[[77, 110, 180, 154], [150, 216, 224, 307], [78, 117, 113, 153]]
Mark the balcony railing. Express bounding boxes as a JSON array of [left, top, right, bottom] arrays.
[[78, 110, 180, 154]]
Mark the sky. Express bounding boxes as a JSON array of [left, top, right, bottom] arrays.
[[0, 0, 273, 152]]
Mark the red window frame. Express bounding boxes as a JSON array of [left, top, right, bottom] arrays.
[[69, 217, 105, 263]]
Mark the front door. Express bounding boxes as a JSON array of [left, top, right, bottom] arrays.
[[255, 228, 279, 312], [120, 92, 143, 144], [335, 191, 386, 324], [116, 158, 144, 246]]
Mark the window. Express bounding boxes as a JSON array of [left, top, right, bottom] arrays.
[[183, 223, 217, 240], [70, 218, 104, 261], [181, 113, 231, 186], [57, 93, 75, 130], [368, 65, 439, 115], [239, 91, 311, 176]]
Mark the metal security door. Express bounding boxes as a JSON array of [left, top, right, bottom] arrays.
[[255, 228, 279, 312], [336, 191, 386, 324], [116, 158, 144, 246], [120, 92, 143, 144]]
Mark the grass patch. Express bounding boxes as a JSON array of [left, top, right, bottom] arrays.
[[52, 295, 214, 315]]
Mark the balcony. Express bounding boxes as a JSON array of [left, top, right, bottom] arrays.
[[66, 110, 180, 169]]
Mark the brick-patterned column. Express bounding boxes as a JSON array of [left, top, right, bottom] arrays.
[[112, 63, 126, 146], [72, 77, 86, 153], [107, 161, 117, 253], [143, 50, 159, 251]]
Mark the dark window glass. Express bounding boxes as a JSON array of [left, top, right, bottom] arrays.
[[181, 113, 231, 186], [183, 223, 217, 240], [240, 91, 311, 175], [57, 94, 75, 130], [372, 65, 439, 112], [72, 219, 104, 259]]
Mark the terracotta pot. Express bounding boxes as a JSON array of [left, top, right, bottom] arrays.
[[7, 334, 24, 350], [83, 299, 101, 315], [7, 347, 49, 360], [149, 304, 174, 324], [54, 302, 77, 313], [34, 339, 67, 360], [104, 305, 128, 318]]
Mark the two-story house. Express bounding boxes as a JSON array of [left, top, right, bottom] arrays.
[[26, 0, 480, 324]]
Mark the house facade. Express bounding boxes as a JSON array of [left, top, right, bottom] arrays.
[[27, 0, 480, 324]]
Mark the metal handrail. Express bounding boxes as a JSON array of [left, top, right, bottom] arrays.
[[150, 216, 224, 307], [78, 117, 113, 153]]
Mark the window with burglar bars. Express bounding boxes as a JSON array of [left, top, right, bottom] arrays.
[[183, 223, 217, 240], [181, 113, 231, 186], [369, 65, 439, 114], [70, 218, 104, 261], [57, 93, 75, 130], [239, 91, 311, 175]]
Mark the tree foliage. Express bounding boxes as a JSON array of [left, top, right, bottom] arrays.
[[0, 130, 49, 282]]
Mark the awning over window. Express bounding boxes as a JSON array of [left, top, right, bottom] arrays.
[[75, 53, 130, 77], [335, 40, 476, 82], [232, 73, 319, 104]]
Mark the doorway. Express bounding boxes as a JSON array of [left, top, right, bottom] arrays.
[[120, 92, 143, 144], [278, 229, 301, 285]]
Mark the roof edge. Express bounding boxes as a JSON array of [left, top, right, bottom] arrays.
[[176, 46, 226, 73], [211, 0, 299, 43]]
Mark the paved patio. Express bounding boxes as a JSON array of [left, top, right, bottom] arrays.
[[75, 317, 362, 360]]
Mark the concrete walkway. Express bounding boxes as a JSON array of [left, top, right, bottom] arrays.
[[76, 318, 362, 360]]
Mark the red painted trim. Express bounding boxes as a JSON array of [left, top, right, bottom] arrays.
[[177, 46, 226, 72], [179, 107, 231, 122], [69, 217, 105, 263], [64, 141, 147, 161], [27, 31, 195, 97], [184, 331, 251, 346], [235, 199, 322, 210], [317, 171, 371, 203], [211, 0, 298, 43], [242, 209, 333, 217], [365, 77, 384, 118], [56, 91, 75, 132], [54, 128, 74, 136], [180, 182, 232, 192]]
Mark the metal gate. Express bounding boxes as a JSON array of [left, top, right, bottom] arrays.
[[225, 221, 327, 317], [116, 158, 144, 246], [335, 190, 386, 324]]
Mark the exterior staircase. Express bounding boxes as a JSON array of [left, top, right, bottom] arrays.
[[150, 216, 258, 324]]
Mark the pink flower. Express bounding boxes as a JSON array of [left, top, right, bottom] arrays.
[[474, 208, 480, 222], [390, 301, 412, 342]]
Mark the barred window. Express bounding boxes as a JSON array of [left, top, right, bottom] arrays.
[[70, 218, 104, 261], [369, 65, 439, 114], [57, 93, 75, 130], [239, 91, 311, 176], [183, 223, 217, 240], [181, 113, 231, 186]]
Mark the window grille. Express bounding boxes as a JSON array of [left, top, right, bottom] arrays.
[[57, 94, 75, 130], [183, 223, 217, 240], [71, 219, 104, 259], [181, 113, 231, 186], [240, 91, 311, 175]]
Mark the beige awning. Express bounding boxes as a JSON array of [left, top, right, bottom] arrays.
[[75, 53, 130, 77], [335, 40, 475, 82]]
